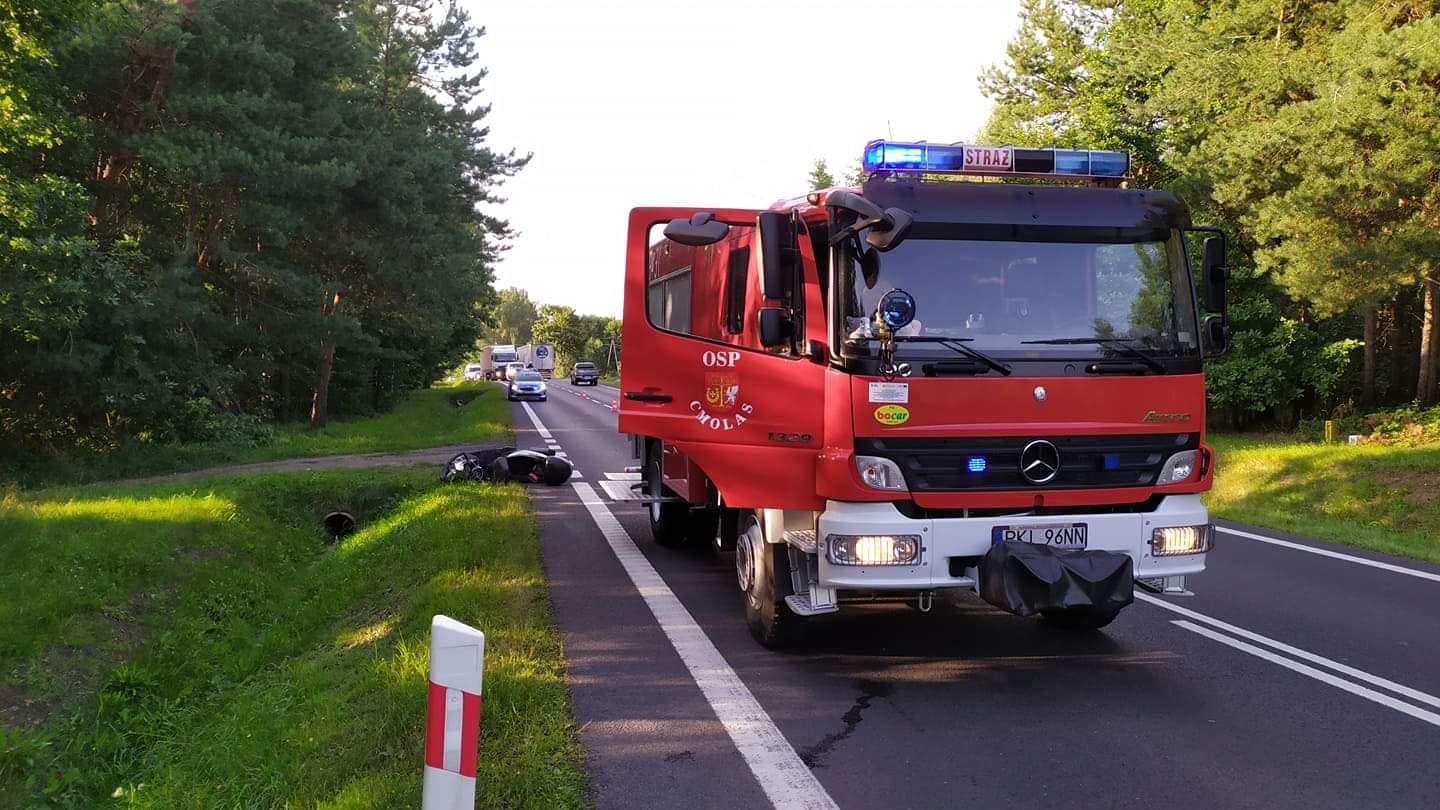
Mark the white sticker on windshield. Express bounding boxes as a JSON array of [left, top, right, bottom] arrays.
[[869, 382, 909, 404]]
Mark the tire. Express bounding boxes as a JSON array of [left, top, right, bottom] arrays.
[[735, 513, 800, 648], [1040, 606, 1120, 631], [646, 442, 691, 548]]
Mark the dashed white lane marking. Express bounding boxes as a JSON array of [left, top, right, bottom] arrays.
[[570, 482, 838, 809], [518, 400, 836, 809], [598, 480, 638, 501], [1171, 621, 1440, 729], [1138, 593, 1440, 711], [604, 472, 642, 481], [1217, 526, 1440, 583]]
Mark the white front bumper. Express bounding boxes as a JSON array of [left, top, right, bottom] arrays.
[[815, 494, 1209, 590]]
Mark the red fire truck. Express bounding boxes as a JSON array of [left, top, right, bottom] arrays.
[[620, 141, 1229, 647]]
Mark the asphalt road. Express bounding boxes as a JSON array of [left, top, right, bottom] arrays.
[[514, 379, 1440, 810]]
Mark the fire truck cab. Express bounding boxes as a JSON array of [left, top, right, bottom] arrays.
[[620, 141, 1230, 647]]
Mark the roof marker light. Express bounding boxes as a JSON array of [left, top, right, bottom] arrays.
[[861, 140, 1129, 179]]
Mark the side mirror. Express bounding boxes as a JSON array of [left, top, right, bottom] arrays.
[[1201, 235, 1228, 313], [663, 212, 729, 246], [756, 212, 797, 301], [758, 307, 793, 348], [865, 208, 913, 252], [824, 191, 913, 252], [1203, 313, 1229, 357]]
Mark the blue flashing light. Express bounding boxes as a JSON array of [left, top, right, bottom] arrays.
[[1052, 149, 1091, 175], [1090, 150, 1130, 177], [1103, 453, 1121, 471], [861, 139, 1129, 179], [967, 456, 988, 474]]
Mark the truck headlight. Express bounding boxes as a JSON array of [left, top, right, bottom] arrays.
[[827, 534, 921, 566], [1156, 450, 1198, 484], [855, 455, 907, 491], [1151, 525, 1213, 556]]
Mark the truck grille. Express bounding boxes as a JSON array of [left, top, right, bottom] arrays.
[[856, 433, 1197, 491]]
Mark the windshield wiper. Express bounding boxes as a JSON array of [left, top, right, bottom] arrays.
[[1020, 337, 1166, 373], [893, 335, 1012, 376]]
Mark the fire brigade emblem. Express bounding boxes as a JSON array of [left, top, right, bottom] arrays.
[[704, 373, 740, 412]]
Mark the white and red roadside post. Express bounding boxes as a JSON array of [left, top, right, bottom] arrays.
[[422, 615, 485, 810]]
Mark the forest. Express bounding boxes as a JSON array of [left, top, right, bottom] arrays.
[[977, 0, 1440, 429], [1, 0, 522, 463]]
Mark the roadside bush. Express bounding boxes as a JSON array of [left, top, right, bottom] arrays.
[[171, 398, 276, 448], [1297, 403, 1440, 446]]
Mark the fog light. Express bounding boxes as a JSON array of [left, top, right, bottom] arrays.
[[1151, 525, 1212, 556], [826, 534, 920, 566]]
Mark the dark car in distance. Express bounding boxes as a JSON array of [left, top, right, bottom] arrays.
[[570, 361, 600, 386]]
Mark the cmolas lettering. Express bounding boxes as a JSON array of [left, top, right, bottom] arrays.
[[690, 399, 754, 432]]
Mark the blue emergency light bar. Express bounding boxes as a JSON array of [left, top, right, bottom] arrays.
[[862, 140, 1130, 178]]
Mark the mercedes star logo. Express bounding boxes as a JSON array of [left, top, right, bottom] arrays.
[[1033, 386, 1047, 402], [1019, 439, 1061, 484]]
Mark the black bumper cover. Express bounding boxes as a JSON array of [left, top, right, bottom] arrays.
[[979, 541, 1134, 616]]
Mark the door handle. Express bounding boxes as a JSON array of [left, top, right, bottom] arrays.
[[624, 390, 673, 403]]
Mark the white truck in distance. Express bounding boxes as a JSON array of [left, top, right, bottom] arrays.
[[518, 343, 556, 378], [486, 344, 519, 379]]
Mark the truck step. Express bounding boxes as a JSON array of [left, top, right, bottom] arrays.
[[785, 592, 839, 617], [782, 529, 818, 554]]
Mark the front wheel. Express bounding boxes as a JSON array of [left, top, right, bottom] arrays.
[[1040, 606, 1119, 631], [646, 443, 690, 548], [735, 513, 800, 648]]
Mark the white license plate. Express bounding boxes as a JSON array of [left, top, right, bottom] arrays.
[[992, 523, 1088, 548]]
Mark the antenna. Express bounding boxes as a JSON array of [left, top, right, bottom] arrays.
[[887, 120, 894, 139]]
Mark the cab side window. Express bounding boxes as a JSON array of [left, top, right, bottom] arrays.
[[724, 247, 750, 334]]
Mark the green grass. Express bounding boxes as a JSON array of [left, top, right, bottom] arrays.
[[0, 468, 585, 808], [1207, 434, 1440, 564], [6, 382, 509, 489]]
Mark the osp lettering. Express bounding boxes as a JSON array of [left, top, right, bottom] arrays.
[[702, 350, 741, 368]]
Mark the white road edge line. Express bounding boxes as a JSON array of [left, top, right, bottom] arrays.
[[570, 482, 837, 809], [519, 402, 836, 809], [1171, 620, 1440, 729], [1216, 526, 1440, 583], [1136, 592, 1440, 711], [520, 402, 552, 441]]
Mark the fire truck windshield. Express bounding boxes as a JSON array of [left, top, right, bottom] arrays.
[[841, 235, 1200, 369]]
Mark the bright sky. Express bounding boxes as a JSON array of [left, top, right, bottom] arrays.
[[467, 0, 1023, 317]]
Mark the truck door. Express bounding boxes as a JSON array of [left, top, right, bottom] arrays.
[[620, 207, 826, 511]]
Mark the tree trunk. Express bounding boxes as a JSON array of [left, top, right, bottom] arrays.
[[1361, 305, 1376, 406], [1420, 277, 1438, 406], [310, 341, 336, 427], [310, 291, 342, 428]]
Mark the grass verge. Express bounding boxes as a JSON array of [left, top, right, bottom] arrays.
[[6, 382, 509, 489], [0, 468, 585, 808], [1207, 434, 1440, 564]]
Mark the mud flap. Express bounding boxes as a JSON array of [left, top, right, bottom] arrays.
[[979, 541, 1134, 617]]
